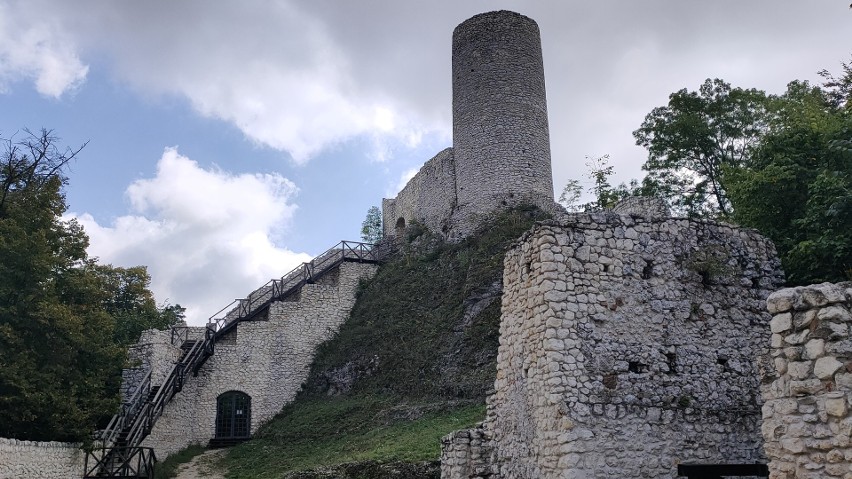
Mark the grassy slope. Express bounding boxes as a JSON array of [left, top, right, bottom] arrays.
[[217, 207, 548, 478]]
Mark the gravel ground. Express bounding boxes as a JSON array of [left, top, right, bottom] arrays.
[[173, 449, 228, 479]]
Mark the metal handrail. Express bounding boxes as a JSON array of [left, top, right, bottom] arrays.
[[98, 368, 152, 448], [207, 240, 378, 333]]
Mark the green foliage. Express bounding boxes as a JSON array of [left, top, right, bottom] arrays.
[[153, 444, 207, 479], [726, 76, 852, 284], [360, 206, 383, 244], [220, 207, 546, 477], [633, 78, 770, 217], [558, 178, 582, 211], [221, 396, 483, 478], [635, 62, 851, 284], [0, 129, 123, 442], [91, 264, 184, 347], [559, 154, 640, 212], [0, 129, 175, 442]]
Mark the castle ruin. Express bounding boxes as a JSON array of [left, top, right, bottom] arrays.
[[3, 10, 851, 479]]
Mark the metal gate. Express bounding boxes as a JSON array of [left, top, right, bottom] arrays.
[[215, 391, 251, 439]]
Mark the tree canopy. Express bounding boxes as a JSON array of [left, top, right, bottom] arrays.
[[633, 79, 769, 218], [631, 60, 852, 284], [0, 129, 181, 442], [360, 206, 383, 244]]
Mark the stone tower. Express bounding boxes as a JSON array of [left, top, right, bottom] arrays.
[[451, 11, 554, 228], [381, 10, 555, 240]]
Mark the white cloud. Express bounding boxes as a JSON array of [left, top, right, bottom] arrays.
[[70, 148, 312, 325], [2, 0, 849, 185], [0, 2, 88, 97]]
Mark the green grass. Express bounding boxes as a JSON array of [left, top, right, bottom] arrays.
[[221, 396, 484, 478], [153, 443, 206, 479], [303, 205, 549, 400]]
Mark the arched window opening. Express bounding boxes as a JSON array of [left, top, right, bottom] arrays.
[[395, 217, 406, 237]]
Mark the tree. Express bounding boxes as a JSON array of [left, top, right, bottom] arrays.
[[360, 206, 383, 244], [558, 155, 642, 212], [726, 78, 851, 284], [0, 129, 178, 442], [558, 179, 582, 211], [91, 264, 185, 347], [633, 79, 770, 218]]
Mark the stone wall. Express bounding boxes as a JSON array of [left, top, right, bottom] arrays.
[[140, 261, 377, 459], [122, 329, 184, 402], [761, 282, 852, 478], [0, 438, 84, 479], [382, 148, 457, 239], [442, 210, 783, 478]]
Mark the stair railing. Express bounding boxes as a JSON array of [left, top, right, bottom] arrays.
[[98, 368, 152, 449], [207, 240, 379, 333], [83, 447, 156, 479]]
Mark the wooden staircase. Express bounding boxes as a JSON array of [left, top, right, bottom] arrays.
[[83, 241, 382, 477]]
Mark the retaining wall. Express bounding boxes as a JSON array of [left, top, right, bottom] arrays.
[[138, 261, 377, 459]]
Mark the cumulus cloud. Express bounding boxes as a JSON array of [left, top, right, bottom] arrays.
[[0, 1, 88, 97], [2, 0, 849, 184], [0, 0, 443, 163], [70, 148, 311, 325]]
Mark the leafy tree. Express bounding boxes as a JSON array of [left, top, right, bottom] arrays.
[[558, 178, 582, 211], [360, 206, 383, 244], [91, 264, 185, 347], [633, 78, 770, 217], [0, 129, 122, 442], [558, 155, 645, 212], [726, 78, 851, 284], [0, 129, 179, 442]]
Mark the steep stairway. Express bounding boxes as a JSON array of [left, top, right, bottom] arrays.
[[83, 241, 382, 478]]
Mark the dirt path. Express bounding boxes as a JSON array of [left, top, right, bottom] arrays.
[[173, 448, 228, 479]]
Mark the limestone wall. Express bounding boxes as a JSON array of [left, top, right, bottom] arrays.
[[122, 329, 183, 402], [382, 148, 457, 239], [383, 10, 556, 243], [141, 261, 377, 459], [761, 282, 852, 478], [443, 211, 783, 478], [0, 438, 84, 479]]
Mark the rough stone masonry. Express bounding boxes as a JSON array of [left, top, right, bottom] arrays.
[[762, 282, 852, 478], [442, 203, 785, 478], [131, 261, 377, 459], [383, 10, 555, 242]]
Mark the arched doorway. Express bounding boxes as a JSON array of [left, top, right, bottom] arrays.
[[215, 391, 251, 439], [395, 217, 406, 237]]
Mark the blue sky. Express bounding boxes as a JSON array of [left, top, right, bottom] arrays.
[[1, 1, 849, 323]]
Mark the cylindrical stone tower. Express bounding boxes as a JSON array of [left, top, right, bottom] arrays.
[[451, 11, 554, 230]]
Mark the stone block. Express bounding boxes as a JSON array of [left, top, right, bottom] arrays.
[[815, 357, 843, 380]]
